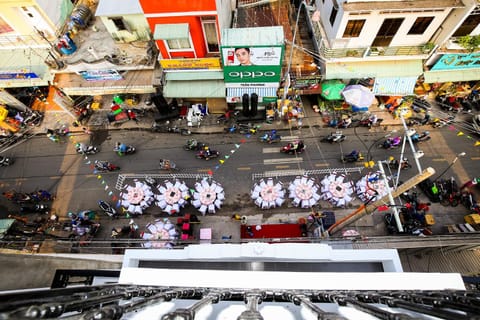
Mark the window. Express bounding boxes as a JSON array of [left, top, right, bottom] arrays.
[[453, 13, 480, 37], [343, 19, 365, 37], [109, 17, 130, 32], [329, 7, 338, 26], [0, 16, 14, 34], [408, 17, 434, 35], [201, 17, 219, 53], [166, 38, 191, 50]]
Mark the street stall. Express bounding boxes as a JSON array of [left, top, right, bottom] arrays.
[[288, 176, 321, 208], [191, 178, 225, 215], [155, 179, 189, 215], [140, 218, 178, 248], [341, 84, 375, 112], [251, 178, 285, 209], [320, 173, 355, 208], [119, 180, 155, 215]]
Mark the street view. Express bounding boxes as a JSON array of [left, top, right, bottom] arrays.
[[0, 0, 480, 318]]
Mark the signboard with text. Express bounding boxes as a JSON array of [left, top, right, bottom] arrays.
[[221, 46, 283, 83], [160, 58, 221, 71], [0, 72, 39, 80], [78, 70, 123, 81], [431, 53, 480, 71]]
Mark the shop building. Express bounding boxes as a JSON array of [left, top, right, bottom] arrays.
[[423, 1, 480, 84], [309, 0, 467, 96], [51, 0, 158, 98], [221, 26, 285, 117], [0, 0, 73, 109], [141, 0, 232, 113]]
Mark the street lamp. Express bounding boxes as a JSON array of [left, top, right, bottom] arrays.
[[433, 152, 466, 182], [281, 1, 319, 108]]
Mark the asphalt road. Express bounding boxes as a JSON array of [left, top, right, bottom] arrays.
[[1, 118, 479, 236]]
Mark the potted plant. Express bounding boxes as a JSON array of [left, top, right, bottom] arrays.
[[422, 42, 435, 53], [457, 35, 480, 52]]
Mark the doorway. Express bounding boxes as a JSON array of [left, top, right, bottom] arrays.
[[372, 18, 404, 47]]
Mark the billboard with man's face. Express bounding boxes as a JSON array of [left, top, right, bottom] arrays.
[[221, 46, 283, 83]]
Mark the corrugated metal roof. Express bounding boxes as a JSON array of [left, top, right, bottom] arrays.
[[164, 80, 225, 98], [0, 219, 15, 239], [400, 249, 480, 275], [95, 0, 143, 16], [221, 26, 284, 46]]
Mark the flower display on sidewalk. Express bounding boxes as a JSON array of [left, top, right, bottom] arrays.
[[251, 178, 285, 209], [191, 178, 225, 215], [155, 179, 189, 215], [320, 173, 355, 207], [288, 175, 321, 208]]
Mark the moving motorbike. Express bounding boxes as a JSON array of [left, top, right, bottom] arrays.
[[159, 159, 179, 171], [94, 160, 120, 172], [184, 139, 206, 151], [0, 155, 13, 166], [75, 143, 99, 155], [341, 150, 365, 163], [196, 149, 220, 160], [114, 142, 136, 156], [280, 140, 305, 154], [98, 200, 118, 218], [321, 131, 346, 143], [259, 130, 281, 143], [378, 136, 402, 149]]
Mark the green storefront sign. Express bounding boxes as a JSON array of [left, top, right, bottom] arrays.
[[223, 65, 282, 83]]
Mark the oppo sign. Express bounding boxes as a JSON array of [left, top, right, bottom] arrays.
[[224, 65, 281, 83], [228, 71, 276, 79]]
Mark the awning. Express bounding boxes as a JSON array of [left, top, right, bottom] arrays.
[[423, 68, 480, 83], [326, 60, 423, 79], [165, 71, 224, 81], [164, 80, 225, 98], [154, 23, 189, 40], [373, 77, 418, 96], [227, 87, 278, 97]]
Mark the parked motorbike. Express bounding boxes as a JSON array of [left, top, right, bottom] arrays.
[[98, 200, 118, 218], [259, 130, 281, 143], [410, 130, 431, 143], [280, 140, 305, 155], [358, 116, 383, 127], [196, 149, 220, 160], [321, 131, 346, 143], [388, 158, 412, 170], [168, 126, 191, 135], [20, 203, 49, 214], [184, 139, 206, 151], [430, 115, 455, 128], [341, 150, 364, 163], [114, 142, 136, 155], [75, 143, 99, 155], [0, 155, 13, 166], [94, 160, 120, 172], [377, 136, 402, 149]]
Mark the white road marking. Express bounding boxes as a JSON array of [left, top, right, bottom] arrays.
[[264, 157, 303, 165]]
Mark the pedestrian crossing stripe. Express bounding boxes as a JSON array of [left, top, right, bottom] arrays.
[[264, 158, 303, 165]]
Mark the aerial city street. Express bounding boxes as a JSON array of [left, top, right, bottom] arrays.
[[0, 0, 480, 318]]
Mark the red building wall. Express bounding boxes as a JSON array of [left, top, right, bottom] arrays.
[[139, 0, 219, 59]]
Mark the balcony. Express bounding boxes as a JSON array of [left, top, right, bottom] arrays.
[[0, 34, 51, 50], [318, 44, 429, 59]]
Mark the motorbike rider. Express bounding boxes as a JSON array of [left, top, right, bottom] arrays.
[[369, 114, 378, 126], [347, 150, 360, 161], [115, 142, 128, 155], [384, 136, 401, 148], [203, 146, 212, 158]]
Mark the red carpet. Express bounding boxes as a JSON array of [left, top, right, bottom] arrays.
[[241, 224, 304, 239]]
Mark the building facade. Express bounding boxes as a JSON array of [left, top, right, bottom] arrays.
[[141, 0, 233, 113]]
